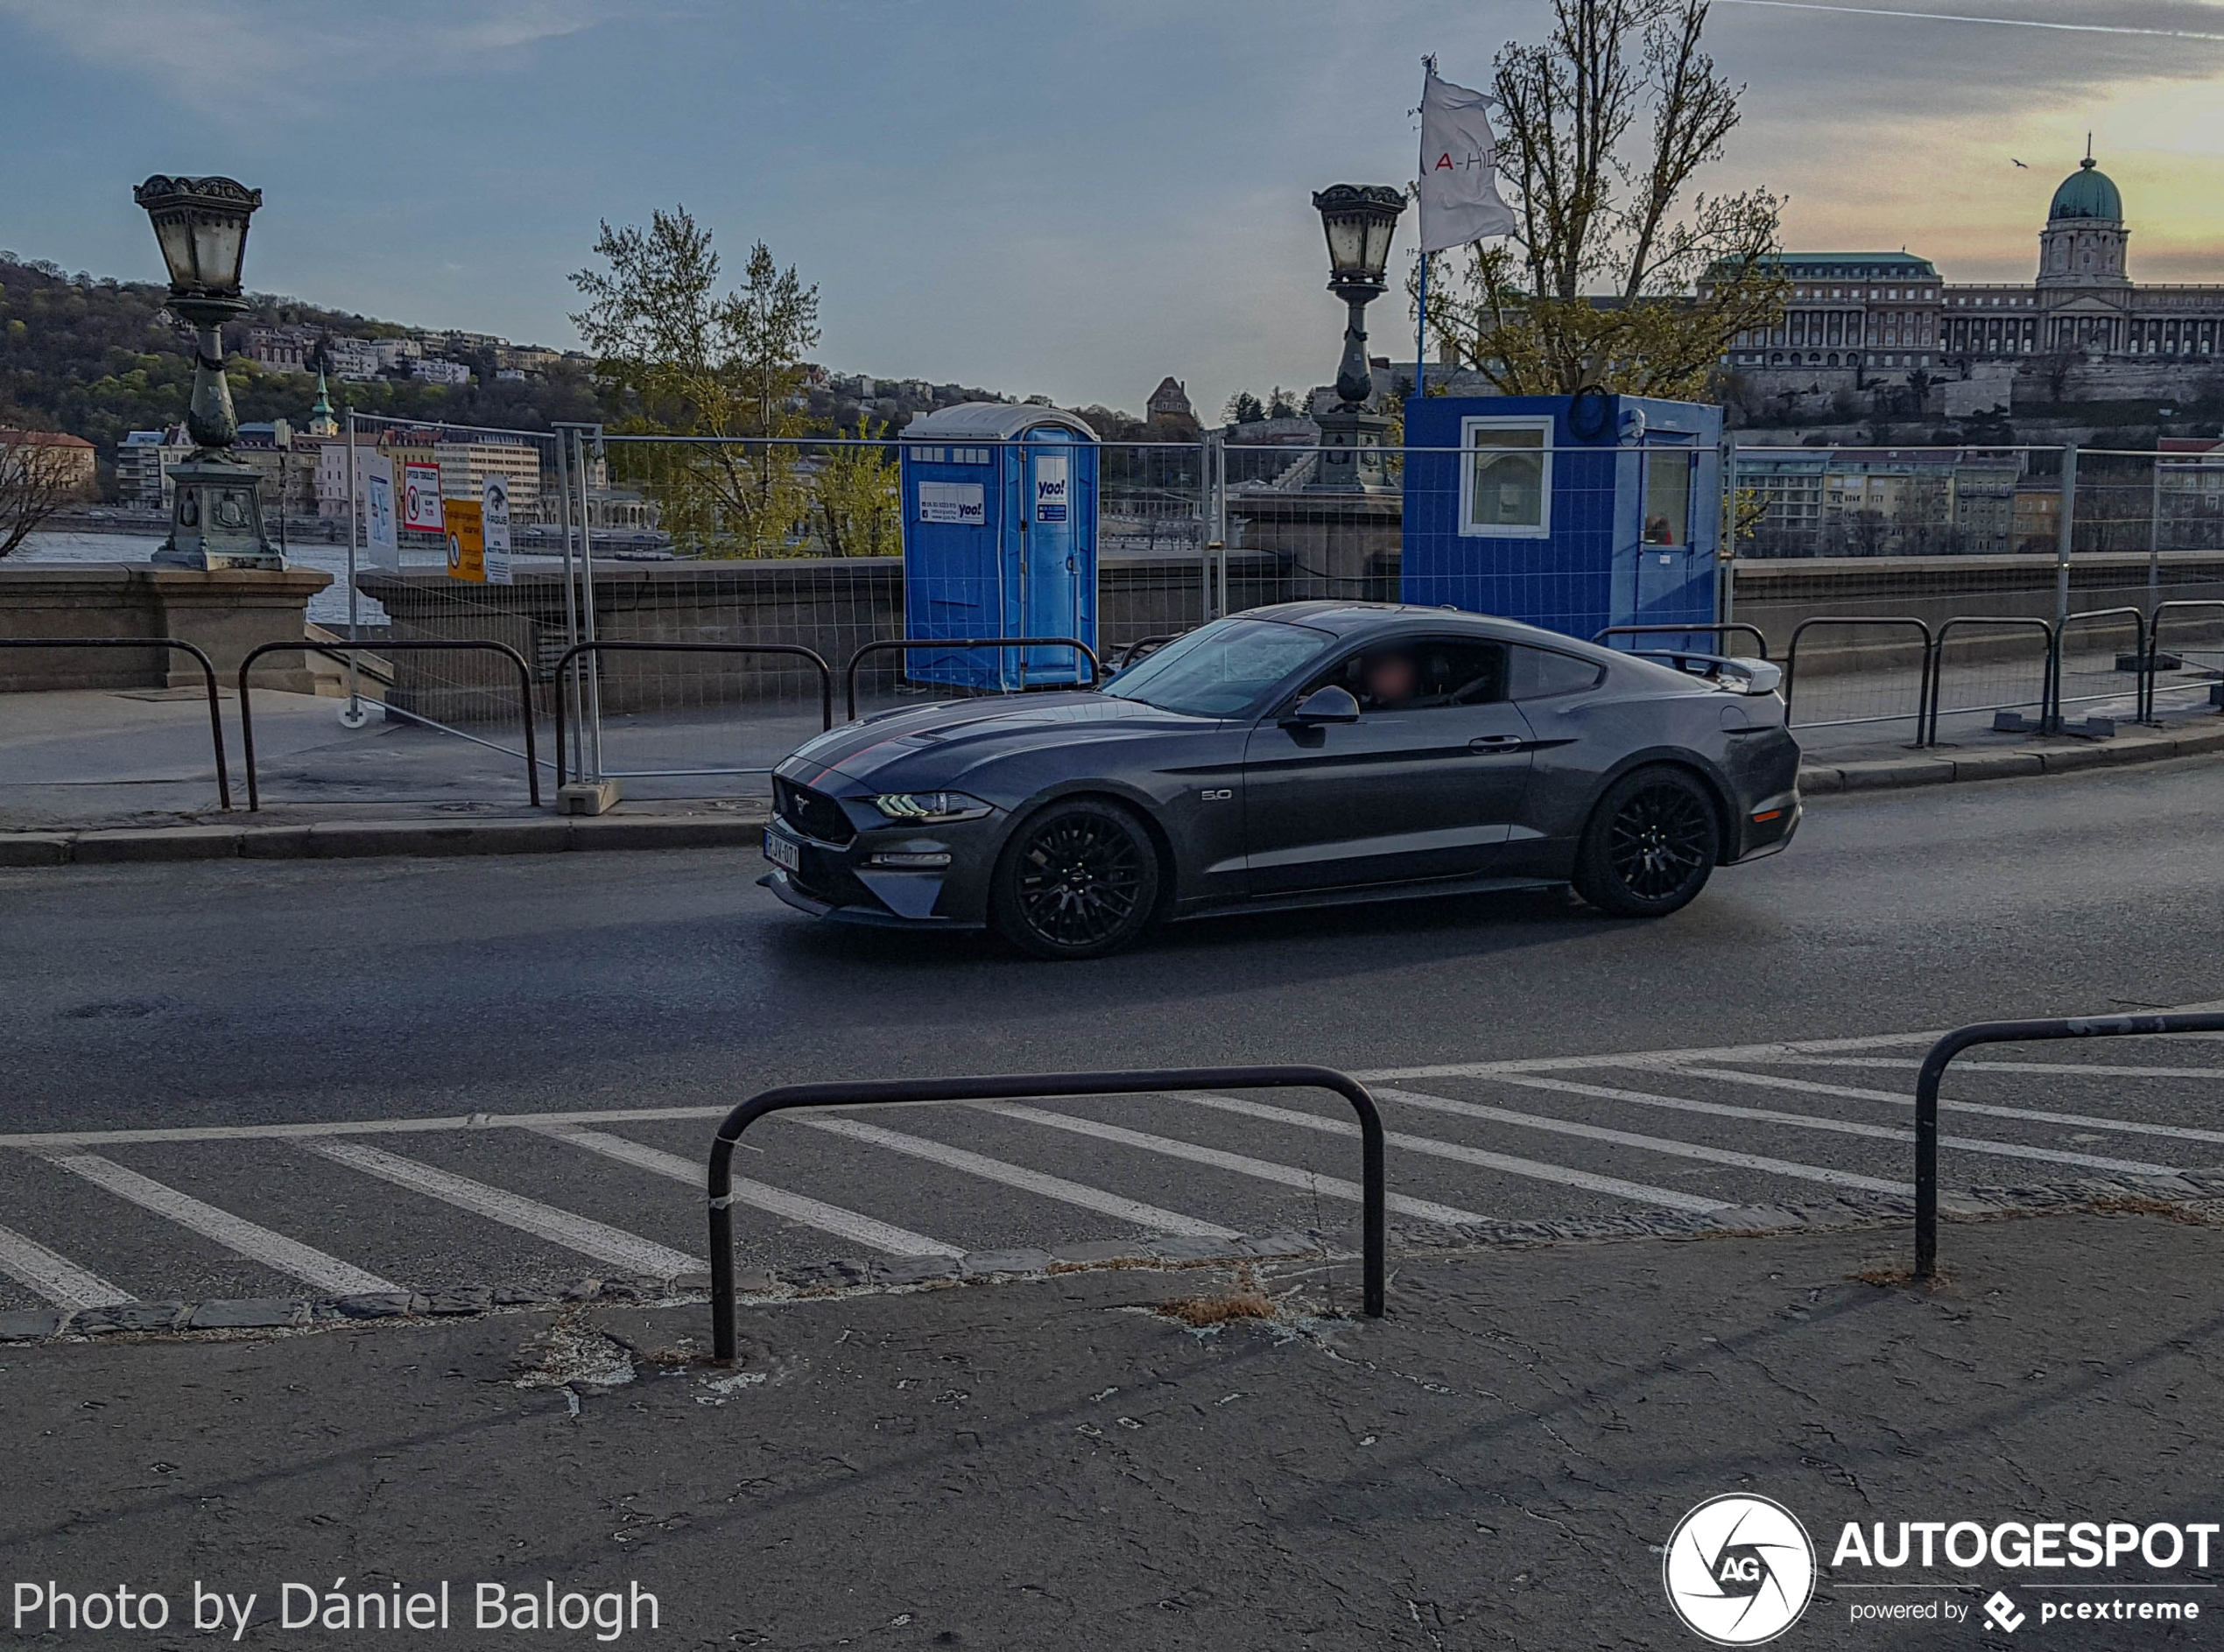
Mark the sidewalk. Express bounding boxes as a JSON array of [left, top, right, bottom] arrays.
[[6, 1206, 2220, 1648]]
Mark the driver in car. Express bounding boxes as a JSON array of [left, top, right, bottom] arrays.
[[1359, 650, 1418, 710]]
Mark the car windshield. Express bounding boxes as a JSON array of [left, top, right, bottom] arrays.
[[1102, 617, 1334, 716]]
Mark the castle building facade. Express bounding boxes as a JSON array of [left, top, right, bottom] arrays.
[[1707, 154, 2224, 396]]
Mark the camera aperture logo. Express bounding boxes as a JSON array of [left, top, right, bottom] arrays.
[[1664, 1494, 1817, 1645]]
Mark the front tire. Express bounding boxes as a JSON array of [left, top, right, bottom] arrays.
[[1572, 765, 1720, 918], [988, 798, 1163, 960]]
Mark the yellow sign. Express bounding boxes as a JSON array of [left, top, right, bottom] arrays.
[[442, 498, 484, 583]]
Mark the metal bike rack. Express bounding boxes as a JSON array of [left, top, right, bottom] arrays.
[[547, 642, 834, 790], [1777, 615, 1933, 738], [1924, 615, 2056, 747], [707, 1063, 1387, 1363], [2051, 606, 2149, 734], [841, 636, 1102, 722], [1912, 1010, 2224, 1280], [0, 636, 231, 809], [236, 638, 540, 811]]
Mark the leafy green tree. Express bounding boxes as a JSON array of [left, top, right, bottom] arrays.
[[1423, 0, 1787, 397], [570, 207, 821, 556], [809, 417, 900, 558]]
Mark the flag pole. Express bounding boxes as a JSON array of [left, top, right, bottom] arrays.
[[1415, 55, 1434, 397]]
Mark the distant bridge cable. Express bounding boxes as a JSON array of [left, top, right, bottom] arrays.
[[1714, 0, 2224, 42]]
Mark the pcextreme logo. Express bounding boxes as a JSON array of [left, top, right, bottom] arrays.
[[1664, 1494, 1819, 1645]]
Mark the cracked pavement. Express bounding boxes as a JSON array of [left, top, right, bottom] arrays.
[[7, 1211, 2220, 1648]]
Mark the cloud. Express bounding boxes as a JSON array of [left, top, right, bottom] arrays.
[[0, 0, 610, 123]]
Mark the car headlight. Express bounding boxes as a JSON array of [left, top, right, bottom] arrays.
[[871, 791, 993, 823]]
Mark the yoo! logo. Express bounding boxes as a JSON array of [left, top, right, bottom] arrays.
[[1663, 1494, 1816, 1645]]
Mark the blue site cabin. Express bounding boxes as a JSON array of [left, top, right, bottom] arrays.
[[1399, 392, 1721, 645], [897, 403, 1099, 691]]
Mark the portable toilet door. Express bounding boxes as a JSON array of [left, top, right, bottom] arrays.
[[1016, 425, 1094, 686]]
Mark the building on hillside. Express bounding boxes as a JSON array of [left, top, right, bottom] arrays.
[[1146, 376, 1197, 429], [434, 438, 540, 518], [2159, 437, 2224, 551], [372, 338, 421, 371], [1708, 151, 2224, 402], [114, 426, 195, 508], [244, 325, 312, 372], [412, 357, 472, 386], [2012, 483, 2060, 553], [322, 337, 381, 381]]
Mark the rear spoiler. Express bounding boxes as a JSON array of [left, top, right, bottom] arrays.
[[1623, 650, 1784, 697]]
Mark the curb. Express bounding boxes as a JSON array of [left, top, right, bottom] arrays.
[[1798, 718, 2224, 795], [7, 1170, 2220, 1346], [0, 808, 771, 868]]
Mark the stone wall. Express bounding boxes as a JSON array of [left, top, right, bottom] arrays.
[[0, 565, 334, 694]]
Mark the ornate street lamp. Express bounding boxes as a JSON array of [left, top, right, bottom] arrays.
[[1307, 184, 1407, 493], [135, 174, 282, 569]]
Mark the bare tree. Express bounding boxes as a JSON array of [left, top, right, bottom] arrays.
[[1425, 0, 1787, 397], [0, 430, 92, 559]]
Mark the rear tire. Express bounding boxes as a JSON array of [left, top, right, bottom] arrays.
[[1572, 765, 1720, 918], [988, 798, 1162, 960]]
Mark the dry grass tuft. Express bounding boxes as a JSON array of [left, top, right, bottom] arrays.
[[1155, 1288, 1276, 1327]]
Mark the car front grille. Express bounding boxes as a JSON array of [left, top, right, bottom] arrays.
[[773, 777, 855, 846]]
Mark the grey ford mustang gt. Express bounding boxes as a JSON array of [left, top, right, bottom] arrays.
[[763, 602, 1800, 960]]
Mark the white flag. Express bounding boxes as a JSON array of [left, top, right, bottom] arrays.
[[1418, 68, 1517, 254]]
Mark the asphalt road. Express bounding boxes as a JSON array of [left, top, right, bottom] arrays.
[[2, 756, 2221, 1311]]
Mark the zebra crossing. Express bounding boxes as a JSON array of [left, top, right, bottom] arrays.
[[1, 1016, 2219, 1318]]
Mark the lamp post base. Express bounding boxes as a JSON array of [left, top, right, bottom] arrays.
[[1306, 408, 1397, 493], [157, 453, 284, 572]]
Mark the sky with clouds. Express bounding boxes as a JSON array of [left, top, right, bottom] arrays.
[[1, 0, 2219, 422]]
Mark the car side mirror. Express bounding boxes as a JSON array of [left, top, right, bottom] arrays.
[[1282, 685, 1362, 727]]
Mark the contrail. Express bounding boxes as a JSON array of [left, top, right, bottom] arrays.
[[1714, 0, 2224, 41]]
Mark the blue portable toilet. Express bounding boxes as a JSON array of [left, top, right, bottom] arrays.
[[898, 403, 1099, 690], [1400, 392, 1721, 645]]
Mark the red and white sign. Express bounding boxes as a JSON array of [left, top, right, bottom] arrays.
[[403, 461, 445, 532]]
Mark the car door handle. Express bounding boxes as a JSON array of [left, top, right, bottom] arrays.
[[1468, 735, 1525, 752]]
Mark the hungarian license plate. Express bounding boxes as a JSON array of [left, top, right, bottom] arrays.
[[763, 830, 800, 872]]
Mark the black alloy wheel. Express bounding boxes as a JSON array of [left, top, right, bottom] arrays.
[[989, 798, 1161, 960], [1572, 766, 1721, 918]]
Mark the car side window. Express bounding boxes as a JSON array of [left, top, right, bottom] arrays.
[[1301, 637, 1509, 712], [1510, 645, 1606, 700]]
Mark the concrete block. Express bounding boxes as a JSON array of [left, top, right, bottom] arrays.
[[873, 1255, 961, 1287], [73, 826, 243, 862], [1950, 750, 2045, 782], [958, 1248, 1052, 1277], [189, 1297, 308, 1330], [0, 833, 74, 867], [306, 819, 567, 859], [1835, 759, 1953, 791], [0, 1309, 67, 1340], [74, 1302, 188, 1333], [557, 779, 622, 817], [569, 816, 766, 853], [236, 826, 317, 860]]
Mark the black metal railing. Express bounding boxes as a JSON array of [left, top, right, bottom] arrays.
[[841, 636, 1101, 722], [1780, 616, 1933, 735], [1913, 1011, 2224, 1279], [1592, 622, 1770, 660], [1923, 615, 2056, 746], [0, 636, 230, 809], [707, 1064, 1387, 1363], [237, 638, 539, 811], [2148, 600, 2224, 723], [547, 642, 833, 791], [2052, 606, 2148, 731]]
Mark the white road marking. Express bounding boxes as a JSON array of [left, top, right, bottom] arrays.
[[1374, 1088, 1907, 1195], [1717, 1057, 2224, 1080], [538, 1127, 963, 1258], [0, 1219, 134, 1309], [44, 1152, 397, 1295], [1478, 1074, 2175, 1177], [299, 1139, 700, 1278], [1174, 1093, 1730, 1213], [1359, 1029, 1949, 1084], [1663, 1065, 2224, 1149], [979, 1102, 1489, 1226], [789, 1114, 1240, 1238]]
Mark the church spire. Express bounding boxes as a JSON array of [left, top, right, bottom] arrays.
[[307, 369, 339, 438]]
